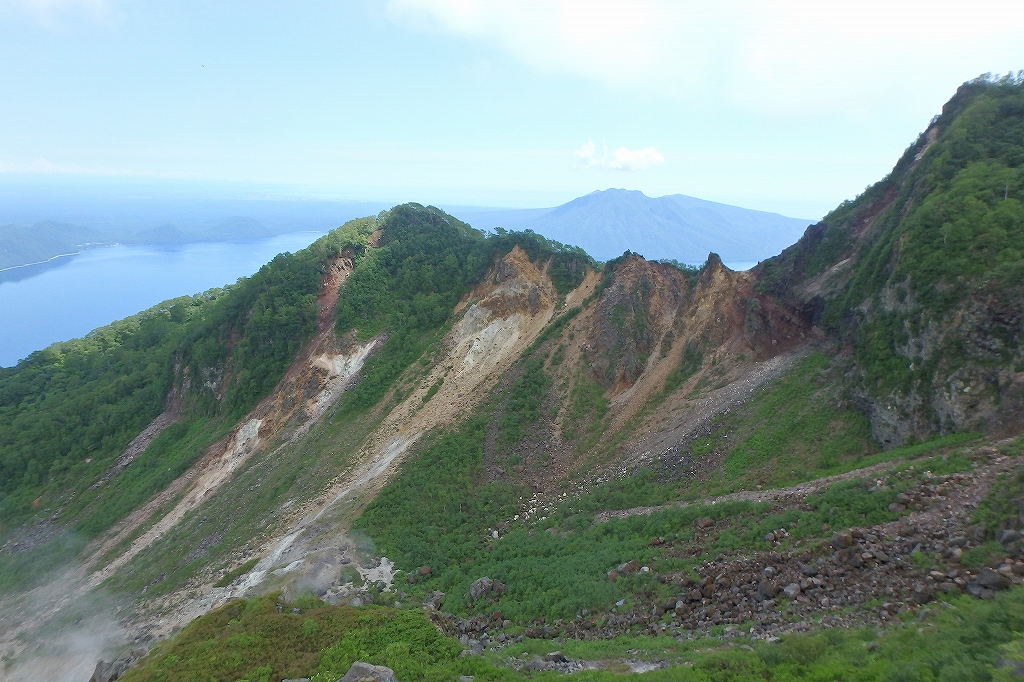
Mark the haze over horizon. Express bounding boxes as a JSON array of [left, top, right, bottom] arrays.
[[2, 1, 1022, 219]]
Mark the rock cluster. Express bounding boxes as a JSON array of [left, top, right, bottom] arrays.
[[438, 450, 1024, 653]]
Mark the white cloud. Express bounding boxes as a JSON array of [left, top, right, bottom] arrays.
[[388, 0, 1024, 114], [0, 0, 110, 26], [577, 141, 664, 171]]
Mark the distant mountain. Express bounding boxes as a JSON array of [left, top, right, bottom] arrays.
[[452, 189, 813, 266], [0, 221, 106, 271], [0, 195, 392, 271]]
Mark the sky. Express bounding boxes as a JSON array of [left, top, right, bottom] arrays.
[[1, 0, 1022, 219]]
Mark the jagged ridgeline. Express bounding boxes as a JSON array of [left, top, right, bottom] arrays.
[[0, 206, 591, 578], [760, 74, 1024, 445]]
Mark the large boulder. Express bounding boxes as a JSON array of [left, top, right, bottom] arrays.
[[468, 576, 505, 601], [469, 577, 494, 601], [337, 662, 398, 682]]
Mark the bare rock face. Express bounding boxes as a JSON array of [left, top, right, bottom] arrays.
[[337, 662, 398, 682]]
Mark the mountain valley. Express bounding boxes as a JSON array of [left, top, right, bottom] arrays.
[[1, 76, 1023, 681]]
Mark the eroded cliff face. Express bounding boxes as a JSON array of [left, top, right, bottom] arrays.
[[465, 252, 814, 498]]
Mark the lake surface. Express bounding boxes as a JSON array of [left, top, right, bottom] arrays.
[[0, 231, 328, 367]]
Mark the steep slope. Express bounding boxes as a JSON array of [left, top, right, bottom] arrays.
[[759, 73, 1024, 446]]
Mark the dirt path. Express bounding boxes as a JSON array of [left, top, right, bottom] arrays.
[[596, 457, 912, 522]]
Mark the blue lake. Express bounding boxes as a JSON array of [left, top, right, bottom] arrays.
[[0, 231, 329, 367]]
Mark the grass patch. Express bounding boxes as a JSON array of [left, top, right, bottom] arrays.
[[119, 595, 514, 682], [718, 353, 875, 484], [214, 558, 260, 588]]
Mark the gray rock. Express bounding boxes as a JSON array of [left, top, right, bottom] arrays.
[[977, 568, 1011, 590], [756, 579, 778, 601], [523, 655, 552, 671], [1000, 529, 1020, 545], [469, 576, 494, 600], [424, 590, 445, 610], [544, 651, 569, 663], [966, 581, 996, 599], [800, 564, 818, 576], [911, 582, 934, 605], [337, 662, 398, 682], [783, 583, 801, 599], [89, 660, 112, 682]]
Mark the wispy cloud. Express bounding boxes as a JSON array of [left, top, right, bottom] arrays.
[[389, 0, 1024, 114], [0, 0, 110, 27], [577, 141, 664, 171]]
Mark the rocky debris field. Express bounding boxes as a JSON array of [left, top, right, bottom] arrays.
[[431, 442, 1024, 658]]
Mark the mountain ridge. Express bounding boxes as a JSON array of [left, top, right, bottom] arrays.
[[1, 75, 1023, 681]]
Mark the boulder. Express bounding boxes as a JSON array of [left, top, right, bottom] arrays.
[[469, 577, 494, 601], [832, 532, 853, 550], [424, 590, 445, 610], [337, 662, 398, 682], [756, 579, 778, 601], [977, 567, 1011, 591], [418, 565, 432, 576], [783, 583, 801, 599], [1001, 529, 1022, 545], [544, 651, 569, 663], [694, 517, 714, 529], [967, 582, 996, 599], [911, 582, 935, 604], [617, 560, 641, 575]]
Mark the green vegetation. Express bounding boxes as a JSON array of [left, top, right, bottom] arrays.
[[663, 340, 704, 394], [354, 417, 526, 577], [715, 353, 875, 484], [0, 221, 372, 542], [334, 207, 592, 416], [563, 369, 609, 447], [360, 404, 970, 622], [499, 357, 552, 443], [0, 293, 217, 531], [116, 582, 1024, 682], [213, 558, 260, 588], [118, 595, 511, 682], [761, 76, 1024, 404]]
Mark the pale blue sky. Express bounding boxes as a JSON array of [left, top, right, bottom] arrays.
[[1, 0, 1022, 218]]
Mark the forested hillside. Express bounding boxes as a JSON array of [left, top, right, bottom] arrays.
[[760, 73, 1024, 445]]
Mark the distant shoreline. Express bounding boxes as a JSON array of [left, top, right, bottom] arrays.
[[0, 251, 82, 274]]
